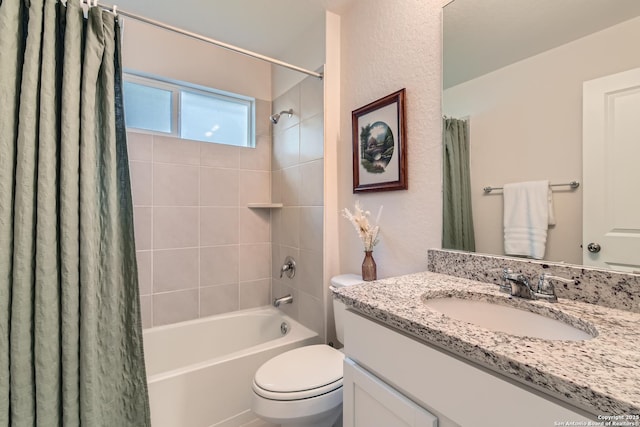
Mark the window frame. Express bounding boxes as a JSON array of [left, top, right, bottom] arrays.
[[123, 71, 256, 148]]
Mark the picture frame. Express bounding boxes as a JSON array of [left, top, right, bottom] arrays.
[[351, 88, 407, 193]]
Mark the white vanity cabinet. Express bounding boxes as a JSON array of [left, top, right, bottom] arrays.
[[342, 310, 594, 427], [343, 358, 438, 427]]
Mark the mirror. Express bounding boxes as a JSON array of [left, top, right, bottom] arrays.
[[442, 0, 640, 271]]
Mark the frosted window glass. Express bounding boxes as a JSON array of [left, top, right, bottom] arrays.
[[180, 91, 250, 147], [124, 81, 172, 133]]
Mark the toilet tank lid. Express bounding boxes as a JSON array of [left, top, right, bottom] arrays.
[[330, 274, 363, 288]]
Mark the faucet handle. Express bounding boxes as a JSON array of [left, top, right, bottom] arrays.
[[280, 256, 296, 279], [536, 273, 574, 302], [496, 268, 515, 293], [541, 273, 575, 283], [538, 273, 574, 290], [537, 274, 556, 295], [501, 268, 524, 280]]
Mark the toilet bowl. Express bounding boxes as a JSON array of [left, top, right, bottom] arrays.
[[251, 274, 363, 427]]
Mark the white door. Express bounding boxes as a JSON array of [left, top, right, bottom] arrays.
[[343, 358, 438, 427], [583, 68, 640, 272]]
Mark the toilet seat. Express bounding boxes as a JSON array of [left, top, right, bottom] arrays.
[[253, 378, 342, 401], [252, 345, 344, 401]]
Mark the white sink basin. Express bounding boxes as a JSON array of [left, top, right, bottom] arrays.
[[424, 297, 595, 341]]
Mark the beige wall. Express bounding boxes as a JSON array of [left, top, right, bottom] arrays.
[[323, 11, 342, 346], [122, 19, 271, 100], [123, 18, 274, 328], [337, 0, 445, 279], [443, 16, 640, 265], [125, 0, 448, 330], [272, 15, 326, 99], [129, 126, 273, 328], [270, 76, 325, 338]]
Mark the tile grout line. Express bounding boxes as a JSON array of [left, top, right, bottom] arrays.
[[150, 134, 155, 328], [198, 143, 202, 319], [237, 161, 241, 312]]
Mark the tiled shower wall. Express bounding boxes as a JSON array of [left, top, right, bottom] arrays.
[[129, 99, 273, 328], [271, 75, 325, 338]]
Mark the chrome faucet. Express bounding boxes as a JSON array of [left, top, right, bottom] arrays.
[[499, 269, 574, 303], [273, 294, 293, 307], [280, 256, 296, 279], [501, 269, 535, 299]]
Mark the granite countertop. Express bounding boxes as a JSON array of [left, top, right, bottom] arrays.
[[332, 271, 640, 417]]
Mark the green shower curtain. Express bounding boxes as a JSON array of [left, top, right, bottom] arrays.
[[442, 118, 476, 252], [0, 0, 150, 425]]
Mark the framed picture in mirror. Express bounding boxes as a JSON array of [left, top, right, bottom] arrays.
[[351, 88, 407, 193]]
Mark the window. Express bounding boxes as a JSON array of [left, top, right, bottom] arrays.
[[123, 80, 173, 133], [123, 73, 255, 147]]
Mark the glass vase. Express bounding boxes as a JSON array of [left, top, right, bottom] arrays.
[[362, 251, 377, 281]]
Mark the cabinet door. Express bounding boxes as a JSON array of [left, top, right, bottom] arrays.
[[343, 358, 438, 427]]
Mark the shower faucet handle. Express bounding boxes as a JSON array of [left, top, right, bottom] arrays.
[[280, 256, 296, 279]]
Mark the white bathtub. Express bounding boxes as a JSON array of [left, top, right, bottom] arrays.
[[143, 306, 320, 427]]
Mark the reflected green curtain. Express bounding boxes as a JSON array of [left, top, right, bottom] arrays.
[[442, 118, 476, 251], [0, 0, 150, 425]]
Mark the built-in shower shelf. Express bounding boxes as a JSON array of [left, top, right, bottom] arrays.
[[247, 203, 283, 209]]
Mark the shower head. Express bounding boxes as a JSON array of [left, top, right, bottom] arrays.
[[269, 109, 293, 124]]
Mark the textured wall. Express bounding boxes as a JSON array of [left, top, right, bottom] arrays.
[[338, 0, 445, 279]]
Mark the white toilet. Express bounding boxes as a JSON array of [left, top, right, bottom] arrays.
[[251, 274, 363, 427]]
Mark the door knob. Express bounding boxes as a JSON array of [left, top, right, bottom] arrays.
[[587, 243, 601, 253]]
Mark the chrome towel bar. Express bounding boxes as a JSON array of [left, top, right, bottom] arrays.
[[483, 180, 580, 194]]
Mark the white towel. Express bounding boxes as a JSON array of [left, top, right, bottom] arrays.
[[547, 186, 556, 226], [503, 180, 553, 259]]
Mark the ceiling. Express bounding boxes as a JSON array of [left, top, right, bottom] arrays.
[[111, 0, 640, 88], [444, 0, 640, 88], [113, 0, 353, 60]]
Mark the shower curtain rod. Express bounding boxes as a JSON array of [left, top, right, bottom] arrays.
[[97, 2, 324, 80]]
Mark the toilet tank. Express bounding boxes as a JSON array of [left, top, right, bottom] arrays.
[[331, 274, 364, 345]]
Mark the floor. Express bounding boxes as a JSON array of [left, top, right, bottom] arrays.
[[239, 413, 342, 427], [239, 419, 277, 427]]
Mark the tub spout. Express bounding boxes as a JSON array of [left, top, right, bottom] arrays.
[[273, 294, 293, 307]]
